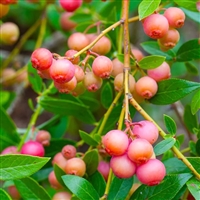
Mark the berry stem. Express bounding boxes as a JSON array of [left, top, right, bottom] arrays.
[[129, 96, 200, 180]]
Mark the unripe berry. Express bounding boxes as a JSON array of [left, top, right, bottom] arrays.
[[0, 22, 20, 45], [60, 12, 76, 31], [164, 7, 185, 28], [97, 160, 110, 181], [132, 120, 159, 144], [114, 73, 136, 93], [61, 145, 77, 159], [83, 71, 102, 92], [59, 0, 82, 12], [65, 157, 86, 177], [92, 56, 113, 79], [50, 59, 75, 84], [1, 146, 18, 155], [110, 154, 136, 178], [31, 48, 53, 70], [111, 58, 124, 77], [0, 4, 9, 18], [65, 49, 80, 65], [52, 191, 72, 200], [68, 32, 89, 51], [136, 159, 166, 186], [102, 130, 129, 156], [71, 81, 86, 96], [147, 61, 171, 82], [48, 171, 63, 189], [52, 152, 68, 171], [127, 139, 153, 164], [131, 47, 144, 61], [142, 14, 169, 39], [74, 65, 85, 82], [21, 141, 45, 157], [36, 130, 51, 146], [7, 185, 20, 200], [135, 76, 158, 99]]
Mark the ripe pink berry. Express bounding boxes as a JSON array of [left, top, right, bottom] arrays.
[[52, 191, 72, 200], [110, 154, 136, 179], [31, 48, 53, 70], [127, 139, 153, 164], [52, 152, 68, 171], [135, 76, 158, 99], [68, 32, 89, 51], [111, 58, 124, 77], [36, 130, 51, 146], [59, 0, 82, 12], [21, 141, 45, 157], [136, 159, 166, 186], [132, 120, 159, 144], [65, 157, 86, 177], [74, 65, 85, 82], [147, 61, 171, 82], [37, 68, 51, 79], [65, 49, 80, 65], [197, 1, 200, 11], [1, 146, 18, 155], [102, 130, 129, 156], [164, 7, 185, 28], [97, 160, 110, 181], [50, 59, 75, 84], [60, 12, 76, 31], [7, 185, 20, 200], [83, 71, 103, 92], [142, 14, 169, 39], [48, 171, 63, 189], [61, 145, 77, 159], [131, 47, 144, 61], [0, 0, 17, 4], [92, 56, 113, 79]]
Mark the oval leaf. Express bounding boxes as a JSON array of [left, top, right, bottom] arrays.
[[163, 114, 177, 135], [0, 189, 12, 200], [62, 175, 99, 200], [186, 177, 200, 200], [187, 157, 200, 173], [154, 138, 176, 156], [138, 55, 165, 69], [101, 82, 113, 109], [149, 78, 200, 105], [191, 90, 200, 115], [79, 130, 99, 146], [0, 155, 50, 181], [173, 0, 198, 11]]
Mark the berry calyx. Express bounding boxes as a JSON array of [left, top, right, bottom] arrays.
[[61, 145, 77, 159]]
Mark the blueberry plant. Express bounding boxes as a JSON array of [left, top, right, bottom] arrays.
[[0, 0, 200, 200]]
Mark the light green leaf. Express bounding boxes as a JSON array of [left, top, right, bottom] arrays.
[[173, 0, 198, 12], [79, 130, 99, 146], [163, 114, 177, 135], [0, 189, 12, 200], [139, 55, 165, 69], [186, 177, 200, 200]]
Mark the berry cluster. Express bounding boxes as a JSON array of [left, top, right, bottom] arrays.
[[102, 120, 166, 186]]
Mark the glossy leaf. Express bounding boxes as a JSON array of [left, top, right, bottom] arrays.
[[83, 149, 99, 176], [185, 62, 199, 75], [62, 175, 99, 200], [173, 0, 198, 11], [31, 167, 53, 182], [176, 39, 200, 61], [14, 177, 51, 200], [0, 155, 50, 181], [79, 130, 99, 146], [191, 90, 200, 115], [101, 82, 113, 109], [0, 91, 16, 110], [149, 78, 200, 105], [139, 55, 165, 69], [187, 157, 200, 173], [138, 0, 161, 20], [53, 164, 68, 188], [0, 189, 12, 200], [196, 139, 200, 156], [163, 114, 177, 135], [186, 177, 200, 200], [130, 173, 193, 200], [154, 138, 176, 156], [108, 176, 134, 200]]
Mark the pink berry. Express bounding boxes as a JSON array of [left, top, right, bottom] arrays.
[[59, 0, 82, 12], [52, 152, 68, 171], [97, 160, 110, 181], [1, 146, 18, 155], [61, 145, 77, 159], [36, 130, 51, 146], [60, 12, 76, 31], [52, 191, 72, 200], [21, 141, 45, 157], [74, 65, 85, 82], [136, 159, 166, 186], [65, 49, 80, 65], [131, 47, 144, 61], [48, 171, 63, 190], [111, 58, 124, 77], [7, 185, 20, 200]]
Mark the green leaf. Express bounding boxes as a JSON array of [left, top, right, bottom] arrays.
[[149, 78, 200, 105], [154, 138, 176, 156], [79, 130, 99, 146], [186, 177, 200, 200], [62, 175, 99, 200], [187, 157, 200, 173], [185, 62, 199, 75], [176, 134, 185, 146], [0, 91, 16, 110], [70, 13, 93, 23], [83, 149, 99, 176], [101, 82, 113, 109], [138, 55, 165, 69], [0, 189, 12, 200], [88, 171, 106, 197], [181, 8, 200, 23], [138, 0, 161, 20], [27, 61, 43, 94], [140, 41, 175, 60], [191, 90, 200, 115], [39, 96, 96, 124], [196, 139, 200, 156], [163, 114, 177, 135], [79, 96, 100, 112], [189, 141, 198, 156], [173, 0, 198, 11], [117, 54, 135, 66], [108, 176, 134, 200], [53, 164, 67, 188], [31, 167, 53, 182], [183, 105, 198, 133], [14, 177, 51, 200], [0, 155, 50, 181], [176, 39, 200, 61], [130, 173, 193, 200]]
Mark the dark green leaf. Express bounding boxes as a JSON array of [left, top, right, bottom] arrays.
[[163, 114, 177, 135], [154, 138, 176, 156], [149, 78, 200, 105], [0, 189, 12, 200], [108, 176, 134, 200], [173, 0, 198, 11], [39, 96, 96, 124], [79, 130, 99, 146], [187, 157, 200, 173], [138, 0, 161, 20], [83, 149, 99, 176], [130, 173, 193, 200], [53, 164, 67, 188], [88, 171, 106, 197], [185, 62, 199, 75], [138, 55, 165, 69], [0, 155, 50, 181], [191, 90, 200, 115], [183, 105, 198, 133], [79, 96, 100, 112], [196, 139, 200, 156], [186, 177, 200, 200], [176, 39, 200, 61], [189, 141, 197, 156], [62, 175, 99, 200], [176, 134, 185, 146], [101, 82, 113, 109], [14, 177, 51, 200], [31, 167, 53, 182]]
